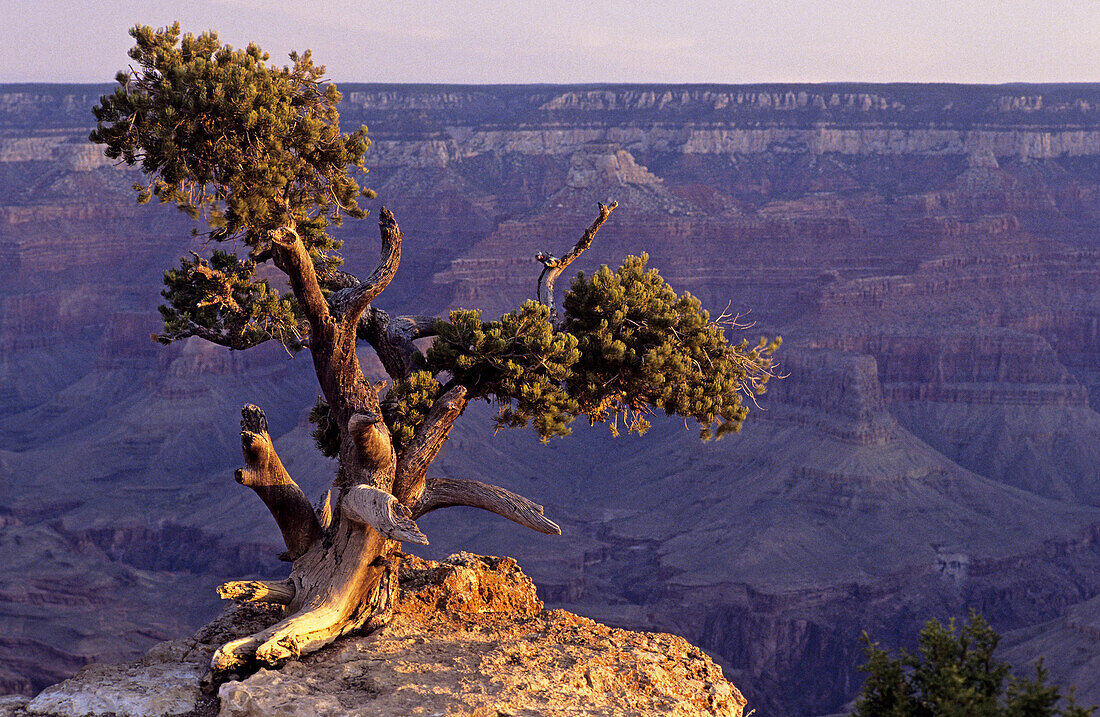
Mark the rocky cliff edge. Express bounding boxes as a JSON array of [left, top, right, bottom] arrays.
[[4, 553, 746, 717]]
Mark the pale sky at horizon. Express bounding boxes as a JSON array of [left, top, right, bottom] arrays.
[[2, 0, 1098, 85]]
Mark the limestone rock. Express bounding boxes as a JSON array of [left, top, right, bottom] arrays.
[[218, 610, 743, 717], [17, 603, 282, 717], [25, 661, 206, 717], [21, 554, 745, 717], [0, 696, 31, 717], [397, 552, 543, 617]]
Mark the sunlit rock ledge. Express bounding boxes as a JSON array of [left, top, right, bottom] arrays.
[[6, 553, 746, 717]]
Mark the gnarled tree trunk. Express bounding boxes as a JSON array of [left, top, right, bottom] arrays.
[[206, 205, 605, 683]]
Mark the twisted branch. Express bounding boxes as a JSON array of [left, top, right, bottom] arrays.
[[236, 404, 322, 561], [342, 485, 428, 544], [331, 207, 402, 328], [269, 223, 331, 333], [217, 579, 295, 605], [536, 201, 617, 323], [412, 476, 561, 535], [393, 386, 467, 502]]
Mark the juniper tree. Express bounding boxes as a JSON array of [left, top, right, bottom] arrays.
[[856, 613, 1094, 717], [92, 23, 780, 682]]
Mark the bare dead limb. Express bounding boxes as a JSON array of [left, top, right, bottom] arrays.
[[217, 579, 295, 605], [332, 207, 402, 328], [536, 201, 617, 323], [411, 476, 561, 535], [393, 386, 468, 502], [342, 485, 428, 544], [356, 308, 420, 380], [236, 404, 323, 561], [709, 306, 785, 405], [211, 634, 265, 679], [269, 223, 332, 334]]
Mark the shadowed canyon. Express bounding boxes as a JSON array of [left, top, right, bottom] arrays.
[[1, 83, 1099, 715]]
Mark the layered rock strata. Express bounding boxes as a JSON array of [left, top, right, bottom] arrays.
[[3, 82, 1100, 715]]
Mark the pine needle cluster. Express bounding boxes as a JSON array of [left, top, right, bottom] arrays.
[[91, 23, 373, 352], [381, 371, 445, 453], [157, 250, 302, 349], [424, 302, 581, 440], [407, 255, 780, 444], [563, 253, 780, 439]]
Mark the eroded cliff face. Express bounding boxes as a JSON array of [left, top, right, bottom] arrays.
[[2, 83, 1100, 716]]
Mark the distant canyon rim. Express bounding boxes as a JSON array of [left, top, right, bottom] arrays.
[[0, 83, 1098, 715]]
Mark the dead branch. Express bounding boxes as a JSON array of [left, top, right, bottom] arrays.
[[535, 201, 617, 323], [342, 485, 428, 544], [411, 476, 561, 535], [217, 579, 295, 605], [236, 405, 323, 561], [356, 307, 423, 381], [331, 207, 402, 328]]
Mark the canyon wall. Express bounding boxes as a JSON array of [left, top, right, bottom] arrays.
[[1, 83, 1099, 715]]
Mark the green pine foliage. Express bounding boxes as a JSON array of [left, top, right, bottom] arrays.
[[856, 613, 1094, 717], [381, 371, 444, 453], [90, 22, 371, 248], [91, 23, 372, 351], [157, 250, 302, 349], [98, 24, 782, 459], [563, 253, 780, 439], [308, 400, 341, 458], [420, 255, 780, 443], [425, 302, 581, 440]]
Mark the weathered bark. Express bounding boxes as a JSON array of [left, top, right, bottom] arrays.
[[318, 490, 333, 530], [206, 205, 573, 685], [269, 223, 332, 332], [209, 212, 408, 682], [211, 519, 395, 678], [330, 207, 402, 329], [236, 405, 321, 561], [345, 411, 397, 487], [535, 201, 617, 324], [393, 386, 467, 502], [217, 579, 295, 605], [343, 485, 428, 544], [413, 476, 561, 535], [357, 307, 438, 381], [212, 406, 399, 680]]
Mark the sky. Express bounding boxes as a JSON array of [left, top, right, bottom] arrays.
[[2, 0, 1098, 85]]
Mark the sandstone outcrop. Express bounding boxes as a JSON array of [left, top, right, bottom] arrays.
[[7, 554, 745, 717]]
